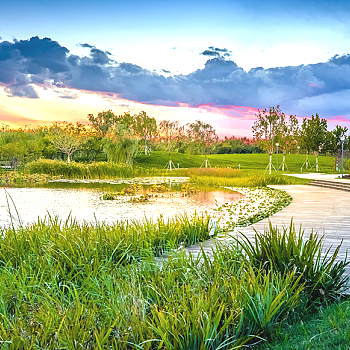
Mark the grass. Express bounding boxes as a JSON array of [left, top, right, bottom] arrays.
[[189, 173, 309, 187], [257, 299, 350, 350], [0, 218, 346, 349], [22, 152, 341, 182], [1, 212, 212, 264], [24, 159, 163, 179], [22, 158, 311, 187], [136, 151, 338, 174], [235, 222, 349, 305]]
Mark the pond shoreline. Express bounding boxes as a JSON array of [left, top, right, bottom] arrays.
[[0, 177, 244, 229]]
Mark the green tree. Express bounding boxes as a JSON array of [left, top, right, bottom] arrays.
[[88, 110, 118, 136], [277, 115, 300, 171], [252, 106, 286, 174], [0, 130, 41, 168], [186, 120, 218, 168], [300, 113, 327, 171], [158, 120, 184, 162], [323, 125, 349, 156], [132, 111, 157, 155], [103, 124, 138, 166]]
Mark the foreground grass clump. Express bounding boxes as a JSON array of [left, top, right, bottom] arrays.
[[25, 159, 163, 179], [0, 220, 347, 348], [237, 222, 350, 305], [1, 214, 211, 266]]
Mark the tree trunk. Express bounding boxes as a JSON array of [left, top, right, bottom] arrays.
[[282, 152, 286, 172], [269, 154, 272, 175], [316, 152, 319, 172]]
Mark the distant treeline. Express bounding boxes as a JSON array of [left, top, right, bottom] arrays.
[[0, 107, 348, 168], [0, 111, 263, 168], [214, 137, 264, 154]]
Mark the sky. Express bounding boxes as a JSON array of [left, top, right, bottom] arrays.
[[1, 0, 350, 137]]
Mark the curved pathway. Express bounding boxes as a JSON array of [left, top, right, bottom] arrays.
[[186, 183, 350, 276]]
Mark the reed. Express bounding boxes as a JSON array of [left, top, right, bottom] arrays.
[[171, 167, 243, 178], [0, 213, 211, 268], [24, 159, 163, 179], [190, 174, 309, 187]]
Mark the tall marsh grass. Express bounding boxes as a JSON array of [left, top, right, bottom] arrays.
[[25, 159, 163, 179], [171, 167, 242, 178], [190, 174, 309, 187], [0, 213, 211, 270]]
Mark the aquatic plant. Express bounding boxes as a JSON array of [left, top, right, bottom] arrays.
[[181, 183, 199, 196], [120, 183, 141, 195], [102, 192, 117, 200], [131, 193, 151, 203], [149, 184, 170, 193], [216, 187, 292, 229], [0, 171, 53, 185]]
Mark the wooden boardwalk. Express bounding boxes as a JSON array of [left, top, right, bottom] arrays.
[[186, 183, 350, 276]]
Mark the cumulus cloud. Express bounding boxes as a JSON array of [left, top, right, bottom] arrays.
[[1, 36, 350, 120], [200, 46, 232, 58], [79, 42, 112, 65], [79, 43, 94, 49]]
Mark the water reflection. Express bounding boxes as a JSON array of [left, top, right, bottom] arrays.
[[0, 181, 244, 228]]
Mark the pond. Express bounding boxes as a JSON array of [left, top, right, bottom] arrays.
[[0, 177, 244, 228]]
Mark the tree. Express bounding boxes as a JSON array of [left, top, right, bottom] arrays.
[[186, 120, 218, 168], [158, 120, 184, 168], [88, 110, 118, 136], [132, 111, 157, 155], [300, 114, 327, 171], [0, 130, 41, 167], [216, 136, 263, 154], [88, 110, 150, 165], [252, 106, 286, 174], [103, 124, 138, 166], [51, 133, 80, 163], [277, 115, 300, 171]]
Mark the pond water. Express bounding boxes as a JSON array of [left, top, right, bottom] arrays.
[[0, 177, 244, 228]]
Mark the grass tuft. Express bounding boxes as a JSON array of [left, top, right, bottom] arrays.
[[234, 221, 350, 306]]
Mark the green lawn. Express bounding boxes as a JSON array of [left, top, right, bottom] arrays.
[[135, 151, 339, 174], [257, 298, 350, 350]]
